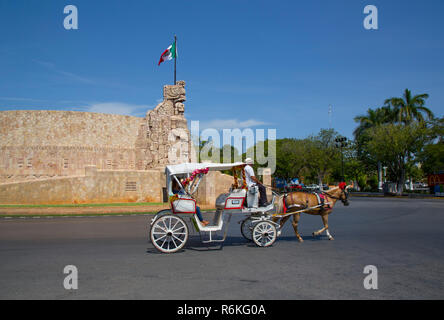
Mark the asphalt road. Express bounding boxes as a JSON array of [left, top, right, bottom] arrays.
[[0, 197, 443, 300]]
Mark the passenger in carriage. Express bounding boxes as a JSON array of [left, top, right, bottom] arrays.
[[172, 179, 210, 226], [243, 158, 269, 207]]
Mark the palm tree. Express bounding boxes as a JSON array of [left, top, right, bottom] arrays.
[[353, 106, 395, 138], [385, 89, 434, 124], [385, 89, 434, 191]]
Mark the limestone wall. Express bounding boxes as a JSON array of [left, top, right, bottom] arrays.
[[0, 166, 272, 206], [0, 81, 199, 204], [0, 145, 137, 183], [0, 81, 192, 185], [0, 166, 163, 205], [0, 110, 141, 147], [0, 110, 141, 183]]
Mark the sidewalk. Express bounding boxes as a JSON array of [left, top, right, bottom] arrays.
[[0, 203, 216, 216], [351, 192, 444, 199]]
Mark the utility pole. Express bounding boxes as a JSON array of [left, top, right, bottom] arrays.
[[328, 105, 332, 129]]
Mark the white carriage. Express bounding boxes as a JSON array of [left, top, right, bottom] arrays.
[[149, 162, 279, 253]]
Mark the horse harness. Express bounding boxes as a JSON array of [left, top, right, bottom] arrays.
[[283, 190, 336, 213]]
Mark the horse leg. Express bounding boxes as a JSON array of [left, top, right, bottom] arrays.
[[272, 216, 288, 237], [325, 228, 334, 241], [312, 213, 333, 240], [276, 216, 290, 229], [279, 216, 290, 230], [322, 213, 334, 240], [272, 216, 280, 225], [291, 213, 304, 243]]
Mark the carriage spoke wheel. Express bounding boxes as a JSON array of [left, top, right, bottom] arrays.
[[241, 218, 254, 241], [150, 215, 188, 253], [252, 221, 277, 247]]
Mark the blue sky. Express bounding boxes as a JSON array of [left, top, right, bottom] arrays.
[[1, 0, 443, 141]]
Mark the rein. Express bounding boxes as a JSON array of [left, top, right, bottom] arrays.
[[264, 184, 343, 198], [321, 189, 340, 200], [321, 188, 348, 201], [262, 184, 284, 194], [264, 184, 348, 205]]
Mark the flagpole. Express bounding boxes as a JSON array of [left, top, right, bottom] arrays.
[[174, 35, 177, 85]]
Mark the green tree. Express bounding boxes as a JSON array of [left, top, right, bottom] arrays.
[[417, 117, 444, 175], [366, 123, 429, 194], [385, 89, 434, 189], [304, 129, 341, 187], [354, 106, 395, 137], [385, 89, 434, 124], [353, 106, 396, 183], [275, 138, 308, 181], [337, 141, 368, 190]]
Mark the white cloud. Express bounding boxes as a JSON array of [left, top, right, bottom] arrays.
[[33, 59, 97, 85], [198, 119, 269, 130], [0, 96, 151, 116], [83, 102, 151, 117]]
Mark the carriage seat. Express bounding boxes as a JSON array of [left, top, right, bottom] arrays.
[[246, 185, 259, 208], [171, 194, 196, 214]]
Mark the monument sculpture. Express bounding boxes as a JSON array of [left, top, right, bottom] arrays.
[[136, 80, 194, 169]]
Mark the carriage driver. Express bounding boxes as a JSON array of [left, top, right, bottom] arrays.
[[244, 158, 268, 207]]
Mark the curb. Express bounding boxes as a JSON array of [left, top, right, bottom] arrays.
[[351, 193, 444, 200]]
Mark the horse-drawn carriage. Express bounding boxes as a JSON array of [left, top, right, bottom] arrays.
[[149, 162, 280, 253], [149, 162, 352, 253]]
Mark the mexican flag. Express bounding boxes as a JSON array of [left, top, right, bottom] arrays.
[[158, 42, 177, 65]]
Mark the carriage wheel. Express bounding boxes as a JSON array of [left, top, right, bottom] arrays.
[[240, 218, 253, 241], [252, 221, 277, 247], [150, 215, 188, 253]]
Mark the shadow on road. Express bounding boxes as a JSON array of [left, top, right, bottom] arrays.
[[145, 235, 326, 254]]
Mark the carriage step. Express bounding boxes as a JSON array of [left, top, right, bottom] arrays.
[[201, 239, 225, 243], [199, 225, 223, 232], [195, 219, 223, 232]]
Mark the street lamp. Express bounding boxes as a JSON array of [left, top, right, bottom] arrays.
[[335, 136, 348, 182]]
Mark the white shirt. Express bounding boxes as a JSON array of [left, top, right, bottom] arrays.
[[244, 165, 256, 188]]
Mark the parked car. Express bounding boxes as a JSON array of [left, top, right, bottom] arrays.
[[404, 181, 429, 191], [288, 183, 303, 190], [413, 182, 428, 189]]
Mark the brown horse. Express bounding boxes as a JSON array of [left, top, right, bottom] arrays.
[[273, 183, 351, 242]]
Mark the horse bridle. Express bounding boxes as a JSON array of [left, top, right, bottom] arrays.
[[321, 188, 349, 205]]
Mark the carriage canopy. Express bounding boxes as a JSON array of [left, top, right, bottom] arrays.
[[165, 162, 245, 176], [165, 162, 246, 195]]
